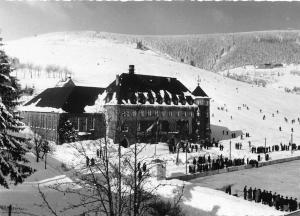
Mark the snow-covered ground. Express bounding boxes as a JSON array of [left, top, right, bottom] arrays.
[[219, 64, 300, 93], [49, 139, 294, 215], [155, 179, 282, 216], [3, 31, 300, 215], [1, 139, 283, 216]]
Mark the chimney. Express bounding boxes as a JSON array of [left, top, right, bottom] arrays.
[[116, 74, 120, 86], [129, 65, 135, 75]]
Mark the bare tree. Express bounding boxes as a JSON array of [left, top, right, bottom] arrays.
[[37, 108, 185, 216], [31, 134, 50, 163]]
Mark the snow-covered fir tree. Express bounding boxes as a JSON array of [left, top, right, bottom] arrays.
[[0, 37, 33, 188], [59, 120, 77, 144]]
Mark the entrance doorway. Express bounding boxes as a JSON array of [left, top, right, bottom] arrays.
[[121, 138, 129, 148]]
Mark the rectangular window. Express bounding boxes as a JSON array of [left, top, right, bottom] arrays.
[[73, 117, 79, 130], [183, 111, 187, 117], [132, 111, 137, 117], [77, 117, 80, 131], [53, 116, 56, 130], [79, 117, 87, 131], [137, 122, 141, 132], [140, 110, 145, 117], [28, 115, 31, 127], [44, 116, 47, 129], [132, 110, 136, 117], [168, 111, 172, 117], [85, 117, 88, 131], [155, 110, 159, 116], [147, 110, 151, 117], [50, 115, 53, 130], [92, 117, 95, 129], [177, 111, 180, 117], [41, 115, 44, 129]]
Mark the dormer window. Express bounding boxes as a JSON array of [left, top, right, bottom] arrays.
[[179, 94, 186, 105], [172, 94, 178, 105], [156, 92, 163, 104], [186, 96, 194, 105], [147, 91, 154, 104], [129, 93, 137, 104], [164, 91, 171, 105], [138, 93, 146, 104]]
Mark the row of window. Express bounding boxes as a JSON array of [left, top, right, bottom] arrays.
[[27, 114, 57, 130], [196, 99, 210, 106], [27, 115, 96, 132], [122, 109, 195, 118], [121, 120, 190, 133], [69, 117, 96, 132]]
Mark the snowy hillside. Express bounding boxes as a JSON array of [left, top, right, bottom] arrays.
[[4, 32, 300, 148], [3, 31, 300, 216], [218, 64, 300, 93]]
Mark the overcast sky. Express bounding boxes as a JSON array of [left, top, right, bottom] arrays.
[[1, 1, 300, 41]]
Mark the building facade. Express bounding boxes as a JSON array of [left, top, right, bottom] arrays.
[[21, 84, 106, 144], [103, 65, 210, 147]]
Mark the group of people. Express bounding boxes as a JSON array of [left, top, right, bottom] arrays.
[[218, 144, 224, 151], [251, 143, 300, 154], [235, 142, 243, 150], [243, 186, 299, 212], [188, 155, 247, 174], [85, 148, 106, 167], [86, 156, 96, 167], [137, 162, 147, 181], [286, 117, 300, 124]]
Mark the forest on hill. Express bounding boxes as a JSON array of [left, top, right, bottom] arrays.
[[94, 30, 300, 71]]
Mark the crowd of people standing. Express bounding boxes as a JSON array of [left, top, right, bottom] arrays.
[[189, 154, 247, 174], [243, 186, 299, 212], [251, 143, 300, 154]]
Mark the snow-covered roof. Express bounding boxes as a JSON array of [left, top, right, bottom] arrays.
[[23, 86, 105, 113], [104, 71, 196, 106], [192, 85, 209, 97]]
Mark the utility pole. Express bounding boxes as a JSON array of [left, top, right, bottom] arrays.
[[133, 105, 140, 216], [118, 138, 121, 216], [291, 132, 293, 155], [229, 140, 232, 160], [185, 141, 188, 174], [155, 121, 158, 157], [44, 152, 47, 170], [264, 137, 267, 156]]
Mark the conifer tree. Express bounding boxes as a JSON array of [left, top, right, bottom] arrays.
[[0, 37, 33, 188], [58, 120, 77, 144]]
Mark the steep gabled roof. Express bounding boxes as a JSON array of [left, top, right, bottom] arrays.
[[192, 85, 208, 97], [105, 73, 195, 106], [24, 86, 105, 113]]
